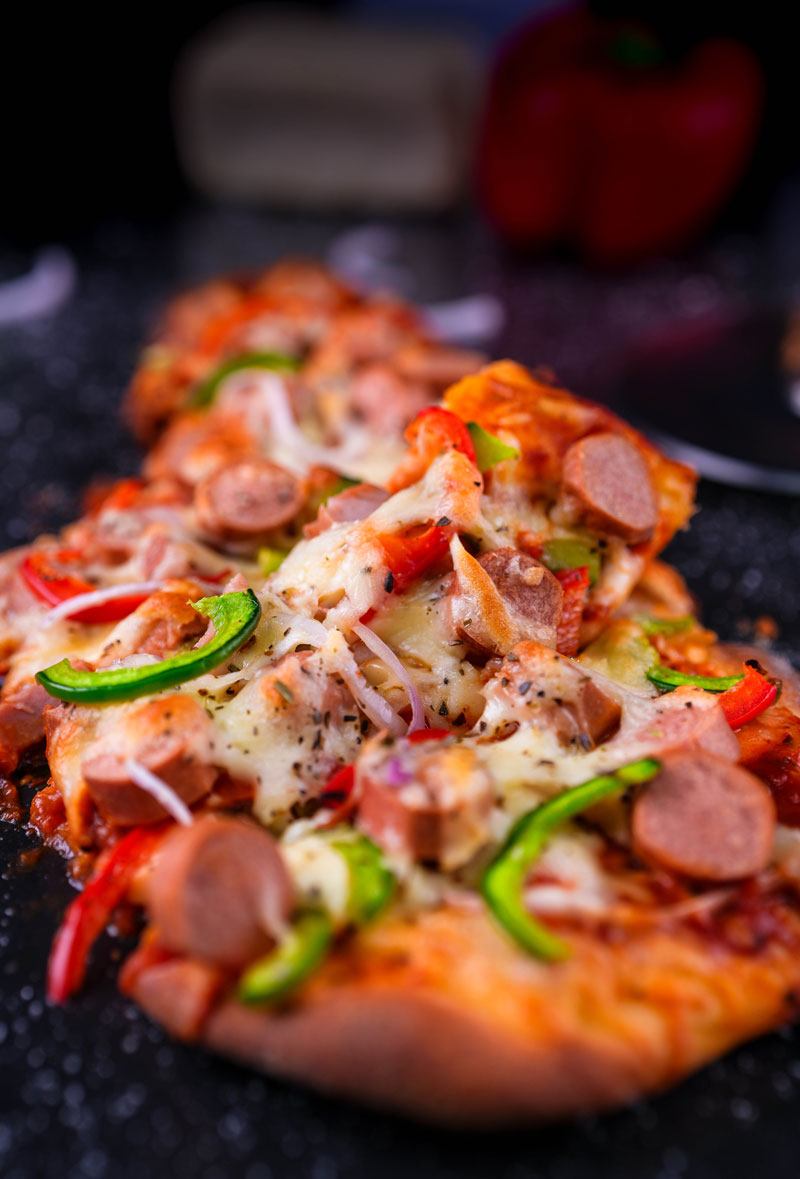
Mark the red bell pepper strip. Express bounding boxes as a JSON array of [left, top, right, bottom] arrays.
[[720, 662, 779, 730], [378, 526, 452, 594], [314, 764, 357, 828], [319, 764, 355, 809], [478, 6, 762, 264], [407, 727, 451, 745], [386, 407, 476, 493], [47, 826, 164, 1004], [199, 295, 279, 355], [94, 477, 145, 514], [554, 566, 590, 657], [20, 551, 150, 624], [84, 477, 145, 516]]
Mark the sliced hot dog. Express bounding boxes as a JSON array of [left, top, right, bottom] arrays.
[[304, 482, 389, 539], [480, 642, 622, 749], [0, 680, 52, 773], [82, 696, 216, 826], [447, 543, 563, 657], [96, 586, 207, 667], [348, 363, 430, 435], [125, 956, 225, 1041], [147, 815, 294, 969], [632, 751, 776, 881], [559, 432, 658, 544], [195, 458, 303, 547], [479, 549, 563, 648], [357, 739, 494, 870]]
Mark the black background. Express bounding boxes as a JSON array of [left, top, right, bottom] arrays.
[[0, 2, 798, 245]]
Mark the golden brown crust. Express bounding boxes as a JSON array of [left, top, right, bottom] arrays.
[[131, 898, 800, 1125], [443, 360, 697, 562]]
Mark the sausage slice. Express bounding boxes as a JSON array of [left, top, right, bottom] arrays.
[[82, 696, 216, 826], [303, 482, 389, 539], [357, 739, 494, 870], [124, 957, 224, 1041], [480, 643, 621, 749], [147, 815, 295, 969], [83, 741, 216, 827], [479, 549, 563, 648], [0, 680, 52, 773], [96, 587, 207, 667], [195, 458, 303, 547], [447, 544, 563, 657], [632, 751, 776, 881], [560, 432, 658, 544]]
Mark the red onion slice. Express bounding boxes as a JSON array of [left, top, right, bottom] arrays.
[[249, 372, 367, 476], [351, 621, 426, 733]]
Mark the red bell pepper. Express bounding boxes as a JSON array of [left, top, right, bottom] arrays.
[[555, 565, 590, 657], [478, 6, 763, 264], [94, 477, 145, 514], [47, 826, 164, 1004], [314, 763, 357, 828], [720, 662, 778, 730], [378, 525, 452, 594], [21, 550, 149, 624], [407, 727, 451, 745], [387, 407, 476, 493], [199, 295, 278, 355]]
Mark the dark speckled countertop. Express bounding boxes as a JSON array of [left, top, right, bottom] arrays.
[[1, 206, 799, 1179]]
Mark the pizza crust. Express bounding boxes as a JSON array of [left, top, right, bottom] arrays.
[[130, 896, 800, 1125]]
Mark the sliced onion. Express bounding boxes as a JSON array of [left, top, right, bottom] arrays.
[[351, 621, 426, 733], [123, 758, 194, 826], [318, 627, 405, 736], [249, 372, 368, 476], [338, 661, 406, 736], [271, 615, 329, 657], [43, 580, 166, 626]]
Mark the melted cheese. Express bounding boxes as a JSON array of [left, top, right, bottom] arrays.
[[5, 618, 116, 693], [281, 832, 351, 925], [371, 580, 484, 726]]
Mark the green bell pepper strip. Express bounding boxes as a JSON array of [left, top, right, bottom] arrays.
[[238, 910, 333, 1005], [35, 590, 262, 704], [466, 422, 521, 471], [257, 546, 289, 576], [540, 538, 601, 587], [636, 615, 694, 636], [331, 832, 395, 925], [646, 665, 744, 693], [481, 758, 661, 961], [191, 352, 301, 408]]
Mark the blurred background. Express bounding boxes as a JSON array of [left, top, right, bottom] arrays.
[[1, 0, 799, 495]]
